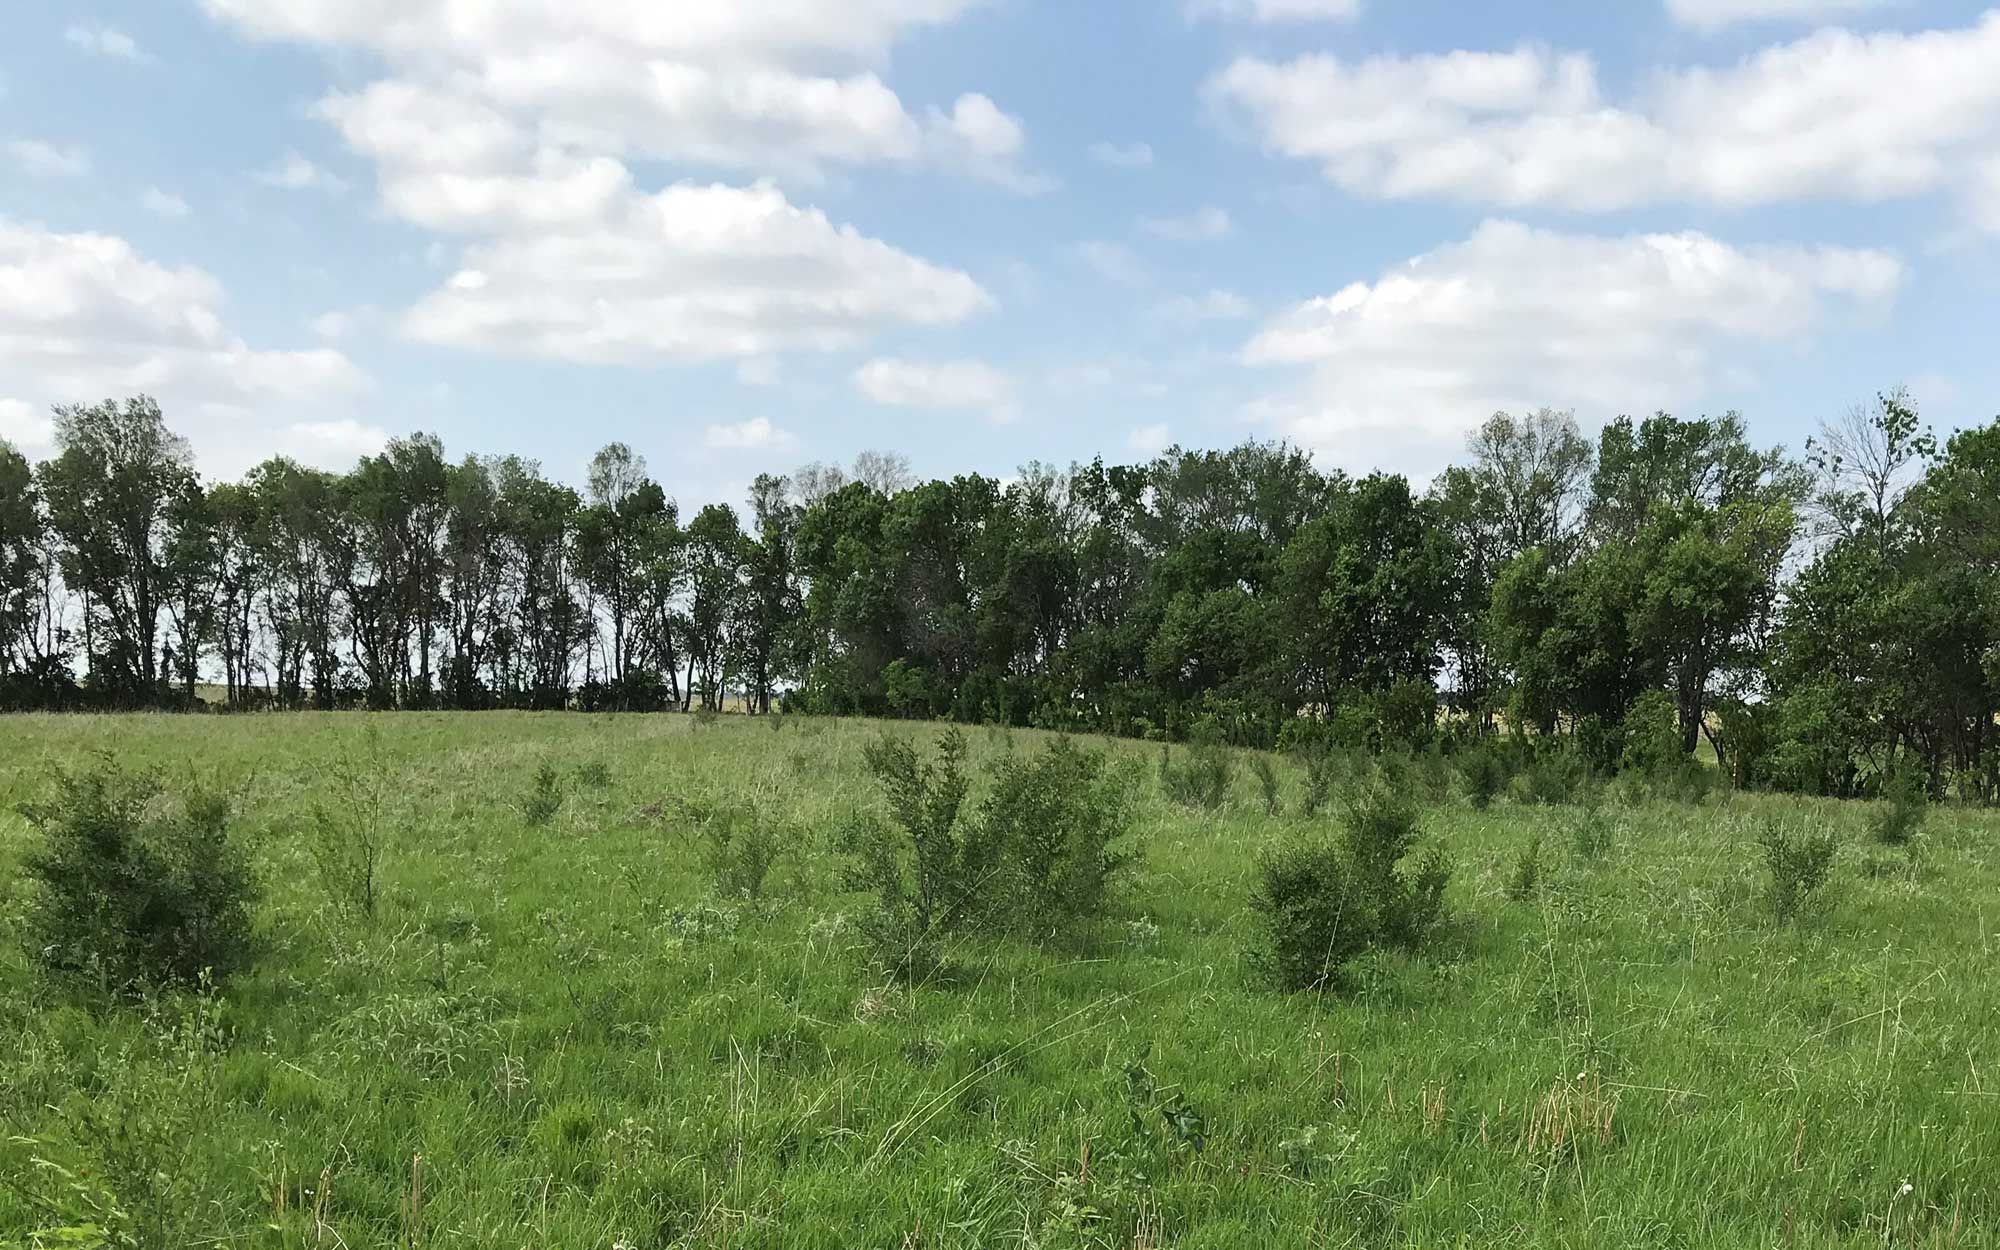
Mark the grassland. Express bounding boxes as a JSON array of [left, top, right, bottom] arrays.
[[2, 712, 1998, 1248]]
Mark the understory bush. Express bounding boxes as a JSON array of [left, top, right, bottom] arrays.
[[1874, 768, 1928, 846], [1248, 787, 1452, 991], [703, 810, 786, 901], [1758, 820, 1838, 924], [1160, 721, 1233, 811], [844, 730, 1137, 977], [20, 761, 259, 994], [1458, 746, 1506, 810]]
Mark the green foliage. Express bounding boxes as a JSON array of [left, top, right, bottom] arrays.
[[1875, 767, 1928, 846], [1160, 721, 1233, 811], [1517, 746, 1589, 807], [844, 728, 990, 978], [978, 737, 1136, 941], [701, 811, 784, 901], [306, 732, 392, 920], [1248, 786, 1452, 991], [1250, 754, 1282, 815], [522, 760, 564, 825], [1458, 745, 1506, 810], [1758, 821, 1838, 924], [19, 762, 257, 994], [1506, 834, 1544, 902]]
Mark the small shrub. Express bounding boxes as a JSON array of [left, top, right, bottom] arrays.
[[842, 729, 994, 979], [523, 761, 564, 826], [573, 760, 613, 790], [308, 733, 391, 920], [1517, 748, 1588, 807], [1507, 835, 1544, 902], [1248, 787, 1452, 991], [1874, 768, 1927, 846], [1298, 743, 1340, 818], [1160, 723, 1233, 811], [1338, 788, 1450, 949], [980, 737, 1136, 941], [1459, 747, 1505, 810], [20, 761, 259, 994], [1251, 755, 1282, 816], [1566, 800, 1614, 863], [703, 811, 784, 901], [1758, 821, 1837, 924]]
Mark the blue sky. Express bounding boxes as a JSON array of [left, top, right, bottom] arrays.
[[4, 1, 1998, 507]]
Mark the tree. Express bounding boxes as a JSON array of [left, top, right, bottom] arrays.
[[36, 397, 196, 702], [740, 473, 802, 713], [1, 438, 46, 678], [683, 504, 746, 710]]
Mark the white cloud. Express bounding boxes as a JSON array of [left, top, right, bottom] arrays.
[[1154, 289, 1253, 321], [8, 140, 90, 179], [1666, 0, 1892, 30], [1139, 205, 1232, 241], [281, 418, 390, 465], [703, 416, 798, 450], [203, 0, 1042, 189], [1189, 0, 1361, 21], [309, 310, 363, 340], [736, 357, 782, 387], [0, 218, 367, 474], [1239, 220, 1901, 475], [255, 150, 347, 192], [0, 399, 54, 451], [1074, 240, 1150, 286], [400, 181, 992, 364], [1208, 15, 2000, 227], [1127, 423, 1172, 455], [854, 356, 1016, 419], [64, 23, 149, 61], [140, 188, 191, 218], [1089, 140, 1154, 168]]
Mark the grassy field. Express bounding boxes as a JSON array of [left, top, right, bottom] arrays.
[[1, 712, 1997, 1249]]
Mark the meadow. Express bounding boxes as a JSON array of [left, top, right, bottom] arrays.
[[1, 711, 1997, 1249]]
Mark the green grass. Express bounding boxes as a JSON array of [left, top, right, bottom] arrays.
[[1, 712, 1996, 1248]]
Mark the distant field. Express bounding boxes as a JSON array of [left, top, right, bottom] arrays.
[[2, 713, 1997, 1248]]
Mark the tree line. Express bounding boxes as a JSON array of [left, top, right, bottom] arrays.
[[1, 393, 1995, 800]]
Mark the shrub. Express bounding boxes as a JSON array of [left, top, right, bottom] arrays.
[[1338, 788, 1450, 949], [523, 761, 564, 826], [842, 729, 995, 979], [1507, 835, 1544, 902], [1251, 755, 1282, 816], [1566, 799, 1614, 863], [1459, 746, 1505, 810], [1758, 821, 1837, 924], [1874, 768, 1927, 846], [1297, 742, 1341, 818], [20, 761, 258, 994], [703, 811, 784, 901], [307, 734, 391, 920], [979, 737, 1136, 940], [1248, 787, 1452, 991], [1160, 722, 1233, 811], [1517, 747, 1588, 807]]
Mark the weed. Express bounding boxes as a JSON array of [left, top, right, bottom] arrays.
[[20, 761, 257, 994], [1759, 820, 1838, 924], [523, 761, 564, 826], [1875, 768, 1928, 846], [1251, 755, 1282, 816], [1507, 835, 1544, 902]]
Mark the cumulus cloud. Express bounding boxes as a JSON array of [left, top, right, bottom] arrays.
[[1207, 14, 2000, 228], [853, 357, 1016, 419], [1665, 0, 1892, 30], [703, 416, 798, 450], [1139, 205, 1233, 241], [1238, 220, 1902, 475], [1154, 289, 1253, 321], [1089, 140, 1154, 168], [254, 150, 347, 192], [140, 188, 191, 218], [8, 140, 90, 179], [203, 0, 1042, 189], [1073, 240, 1150, 286], [281, 418, 390, 464], [1127, 423, 1173, 455], [0, 399, 55, 451], [64, 23, 149, 61], [1189, 0, 1361, 21], [0, 218, 367, 472]]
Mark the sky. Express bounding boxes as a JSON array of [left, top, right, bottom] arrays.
[[4, 0, 1999, 509]]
